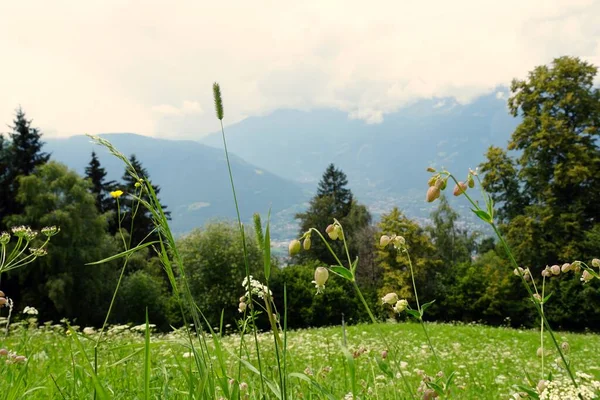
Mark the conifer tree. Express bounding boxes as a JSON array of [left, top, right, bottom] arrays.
[[0, 107, 50, 225], [120, 154, 169, 247], [85, 151, 118, 233]]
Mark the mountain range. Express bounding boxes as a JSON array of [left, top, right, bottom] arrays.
[[45, 87, 519, 239]]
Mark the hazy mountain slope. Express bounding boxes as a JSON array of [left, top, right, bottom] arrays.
[[44, 134, 308, 234]]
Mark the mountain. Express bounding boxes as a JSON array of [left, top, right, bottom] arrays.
[[200, 88, 519, 221], [44, 134, 308, 236]]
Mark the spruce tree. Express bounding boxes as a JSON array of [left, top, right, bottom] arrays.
[[85, 151, 118, 233], [0, 107, 50, 225], [316, 163, 353, 216], [120, 154, 169, 247]]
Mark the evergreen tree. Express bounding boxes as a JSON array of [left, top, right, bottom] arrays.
[[0, 108, 50, 225], [85, 151, 117, 213], [120, 154, 169, 247], [295, 165, 369, 266], [480, 56, 600, 268], [316, 163, 353, 216]]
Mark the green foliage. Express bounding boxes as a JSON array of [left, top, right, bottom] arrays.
[[113, 270, 179, 330], [85, 151, 118, 226], [376, 207, 441, 310], [269, 263, 372, 328], [481, 56, 600, 268], [177, 221, 264, 327], [4, 162, 119, 325]]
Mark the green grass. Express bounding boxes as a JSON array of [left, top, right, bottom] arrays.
[[1, 320, 599, 399]]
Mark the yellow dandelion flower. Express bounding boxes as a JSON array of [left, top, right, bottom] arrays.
[[110, 190, 124, 199]]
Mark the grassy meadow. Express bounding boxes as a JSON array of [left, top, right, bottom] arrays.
[[2, 320, 599, 399]]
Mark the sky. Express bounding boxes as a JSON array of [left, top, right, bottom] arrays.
[[1, 0, 599, 139]]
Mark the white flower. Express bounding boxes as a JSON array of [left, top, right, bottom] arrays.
[[381, 293, 399, 305], [23, 306, 38, 315]]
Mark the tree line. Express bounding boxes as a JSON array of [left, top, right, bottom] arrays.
[[0, 55, 598, 331]]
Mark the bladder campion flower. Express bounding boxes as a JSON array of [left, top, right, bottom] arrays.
[[313, 267, 329, 294], [303, 236, 311, 250], [393, 299, 409, 313], [426, 186, 441, 203], [110, 190, 124, 199], [581, 270, 593, 283], [326, 224, 340, 240], [453, 181, 468, 196], [288, 239, 301, 256], [379, 235, 391, 247], [592, 258, 600, 268], [381, 293, 399, 305]]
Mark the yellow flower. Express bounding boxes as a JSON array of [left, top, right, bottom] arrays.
[[110, 190, 124, 199]]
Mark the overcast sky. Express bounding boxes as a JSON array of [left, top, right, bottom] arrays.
[[1, 0, 599, 139]]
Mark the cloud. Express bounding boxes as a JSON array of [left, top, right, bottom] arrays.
[[0, 0, 599, 138]]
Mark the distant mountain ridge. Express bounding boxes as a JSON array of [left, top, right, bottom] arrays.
[[44, 134, 308, 236]]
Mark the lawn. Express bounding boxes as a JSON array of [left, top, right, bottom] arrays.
[[1, 319, 599, 399]]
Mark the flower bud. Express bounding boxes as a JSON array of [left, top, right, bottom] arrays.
[[533, 294, 542, 302], [381, 350, 388, 359], [303, 237, 311, 251], [592, 258, 600, 268], [550, 264, 561, 275], [0, 232, 9, 245], [381, 293, 399, 305], [561, 342, 570, 354], [581, 270, 593, 283], [110, 190, 124, 199], [426, 186, 441, 203], [288, 239, 301, 256], [561, 263, 571, 273], [434, 178, 444, 189], [325, 224, 338, 240], [427, 176, 437, 187], [571, 261, 582, 273], [426, 167, 436, 173], [379, 235, 391, 247], [0, 348, 7, 356], [467, 175, 475, 188], [313, 267, 329, 293], [393, 299, 408, 313], [41, 226, 60, 237], [453, 182, 467, 196], [393, 235, 406, 247], [536, 347, 543, 357], [238, 302, 247, 313]]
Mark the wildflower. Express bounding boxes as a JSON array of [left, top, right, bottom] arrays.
[[380, 235, 391, 247], [14, 355, 26, 363], [303, 236, 311, 250], [426, 186, 441, 203], [393, 235, 406, 248], [29, 248, 48, 257], [550, 264, 560, 275], [541, 266, 552, 277], [0, 297, 7, 307], [393, 299, 409, 313], [11, 226, 29, 237], [427, 176, 437, 187], [288, 239, 301, 256], [381, 350, 388, 359], [453, 181, 467, 196], [381, 293, 399, 305], [238, 302, 247, 313], [239, 382, 248, 392], [536, 347, 543, 357], [23, 306, 38, 315], [0, 290, 4, 297], [325, 224, 340, 240], [561, 263, 572, 273], [592, 258, 600, 268], [0, 349, 7, 356], [41, 226, 60, 237], [581, 270, 593, 283], [537, 380, 547, 393], [426, 167, 436, 173], [110, 190, 124, 199], [533, 293, 542, 302], [312, 267, 329, 294], [561, 342, 570, 354], [0, 232, 9, 245], [571, 261, 582, 273]]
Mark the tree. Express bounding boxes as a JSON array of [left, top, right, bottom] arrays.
[[376, 207, 441, 315], [295, 165, 370, 266], [426, 195, 476, 266], [120, 155, 169, 247], [4, 162, 119, 326], [0, 108, 50, 225], [480, 56, 600, 268], [85, 151, 116, 213], [177, 222, 264, 326], [316, 163, 353, 216]]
